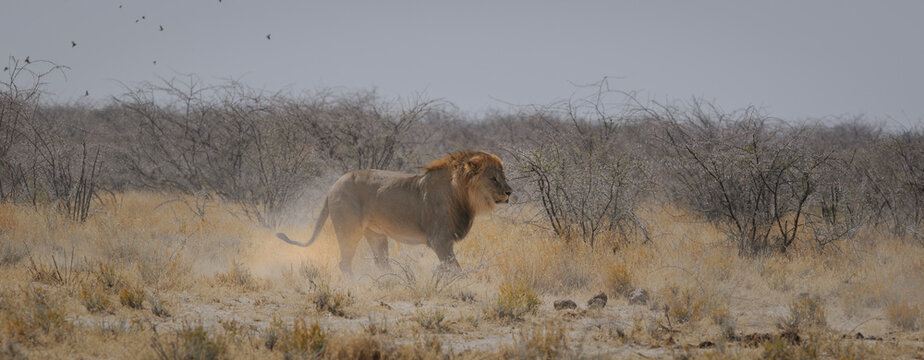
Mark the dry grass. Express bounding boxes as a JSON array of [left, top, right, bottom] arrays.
[[487, 278, 540, 321], [886, 301, 921, 331], [0, 192, 922, 358], [413, 309, 447, 332], [118, 284, 145, 309], [151, 323, 227, 360], [777, 293, 827, 332]]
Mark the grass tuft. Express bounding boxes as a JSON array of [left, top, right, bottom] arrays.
[[119, 284, 146, 309], [94, 261, 125, 291], [151, 323, 227, 360], [267, 318, 326, 359], [777, 293, 826, 332], [79, 284, 112, 313], [148, 295, 171, 318], [660, 284, 705, 324], [488, 278, 540, 321], [885, 300, 921, 331], [603, 261, 634, 298], [414, 309, 447, 332], [313, 282, 353, 317], [215, 260, 262, 291], [1, 286, 70, 344], [498, 323, 576, 359]]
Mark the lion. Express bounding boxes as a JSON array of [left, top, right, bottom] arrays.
[[276, 151, 512, 275]]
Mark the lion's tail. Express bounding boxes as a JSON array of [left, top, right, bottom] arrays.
[[276, 197, 329, 247]]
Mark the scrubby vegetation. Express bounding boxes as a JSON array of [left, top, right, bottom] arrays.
[[1, 57, 922, 358]]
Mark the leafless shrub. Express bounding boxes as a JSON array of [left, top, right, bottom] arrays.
[[0, 57, 104, 222], [865, 130, 924, 241], [654, 101, 827, 255], [25, 136, 103, 222], [301, 89, 445, 172], [805, 149, 867, 248], [513, 82, 650, 248], [1, 56, 65, 201], [116, 76, 320, 227]]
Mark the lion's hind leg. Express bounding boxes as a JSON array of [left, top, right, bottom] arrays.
[[364, 230, 391, 271], [331, 215, 364, 277]]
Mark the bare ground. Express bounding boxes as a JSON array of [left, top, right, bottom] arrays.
[[1, 192, 922, 359]]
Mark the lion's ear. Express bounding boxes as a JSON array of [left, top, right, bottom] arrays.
[[464, 159, 484, 175]]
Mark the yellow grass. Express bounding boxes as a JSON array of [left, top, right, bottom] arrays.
[[0, 192, 922, 358]]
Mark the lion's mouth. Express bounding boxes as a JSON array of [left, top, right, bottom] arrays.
[[495, 197, 510, 204]]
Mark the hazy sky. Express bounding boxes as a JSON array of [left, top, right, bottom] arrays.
[[3, 1, 923, 124]]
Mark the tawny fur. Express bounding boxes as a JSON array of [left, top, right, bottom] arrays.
[[277, 151, 513, 274]]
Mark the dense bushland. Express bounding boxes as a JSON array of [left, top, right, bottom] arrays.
[[2, 57, 922, 253]]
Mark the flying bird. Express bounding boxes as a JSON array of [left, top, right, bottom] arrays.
[[85, 90, 89, 96], [159, 25, 164, 31], [25, 56, 30, 64], [3, 67, 8, 72], [153, 60, 157, 65], [266, 33, 271, 40], [119, 4, 122, 8], [135, 19, 139, 23], [72, 41, 77, 47], [142, 16, 146, 20]]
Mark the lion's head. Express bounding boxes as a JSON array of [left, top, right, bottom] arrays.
[[425, 151, 513, 213]]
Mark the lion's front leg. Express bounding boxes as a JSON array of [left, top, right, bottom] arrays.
[[428, 237, 461, 273]]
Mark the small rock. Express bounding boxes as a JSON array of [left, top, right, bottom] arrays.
[[587, 292, 607, 309], [554, 299, 577, 310], [855, 332, 864, 340], [628, 288, 648, 305], [697, 341, 715, 348]]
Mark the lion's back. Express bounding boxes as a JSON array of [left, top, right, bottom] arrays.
[[326, 170, 427, 229]]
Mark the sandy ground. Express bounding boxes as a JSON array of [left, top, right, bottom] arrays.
[[1, 193, 922, 358]]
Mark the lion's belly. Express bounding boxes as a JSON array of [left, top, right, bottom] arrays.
[[367, 222, 427, 245]]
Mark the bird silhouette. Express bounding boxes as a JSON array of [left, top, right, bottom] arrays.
[[142, 16, 146, 20], [85, 90, 89, 96], [135, 19, 139, 23], [160, 25, 164, 31], [72, 41, 77, 47], [3, 67, 8, 72], [119, 4, 122, 8], [153, 60, 157, 65], [25, 56, 30, 64], [266, 33, 271, 40]]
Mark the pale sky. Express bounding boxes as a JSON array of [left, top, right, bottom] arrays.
[[3, 1, 923, 124]]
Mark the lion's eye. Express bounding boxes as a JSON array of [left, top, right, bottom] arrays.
[[492, 177, 498, 183]]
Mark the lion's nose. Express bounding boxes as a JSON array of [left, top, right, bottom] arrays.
[[505, 190, 512, 196]]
